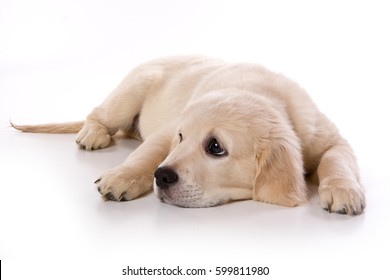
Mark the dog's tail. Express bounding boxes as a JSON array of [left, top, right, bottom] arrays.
[[10, 121, 84, 134]]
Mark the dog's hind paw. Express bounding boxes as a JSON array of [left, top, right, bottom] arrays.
[[75, 121, 111, 150]]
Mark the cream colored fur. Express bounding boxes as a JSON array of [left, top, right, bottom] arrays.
[[13, 56, 365, 215]]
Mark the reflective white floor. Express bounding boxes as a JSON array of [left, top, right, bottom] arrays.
[[1, 1, 390, 279]]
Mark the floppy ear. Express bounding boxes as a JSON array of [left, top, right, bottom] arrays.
[[253, 131, 307, 207]]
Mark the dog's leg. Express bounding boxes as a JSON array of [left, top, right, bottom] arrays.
[[76, 68, 162, 150], [317, 139, 365, 215], [95, 126, 173, 201]]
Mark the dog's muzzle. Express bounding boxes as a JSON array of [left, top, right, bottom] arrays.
[[154, 166, 178, 189]]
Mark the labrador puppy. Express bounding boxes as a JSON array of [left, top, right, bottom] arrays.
[[12, 56, 366, 215]]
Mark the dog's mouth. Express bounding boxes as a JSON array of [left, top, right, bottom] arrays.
[[154, 181, 207, 208], [158, 188, 174, 204]]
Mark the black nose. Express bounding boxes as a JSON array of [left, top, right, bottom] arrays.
[[154, 166, 179, 189]]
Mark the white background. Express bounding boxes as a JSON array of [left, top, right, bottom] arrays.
[[1, 0, 390, 279]]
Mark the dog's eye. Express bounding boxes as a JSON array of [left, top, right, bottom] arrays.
[[179, 132, 183, 142], [206, 138, 227, 157]]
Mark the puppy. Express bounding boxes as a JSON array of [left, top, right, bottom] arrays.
[[12, 56, 366, 215]]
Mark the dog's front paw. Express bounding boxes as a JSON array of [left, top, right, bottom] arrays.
[[95, 166, 152, 201], [76, 121, 111, 150], [319, 178, 366, 215]]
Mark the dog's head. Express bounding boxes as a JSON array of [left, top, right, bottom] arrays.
[[154, 90, 306, 208]]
